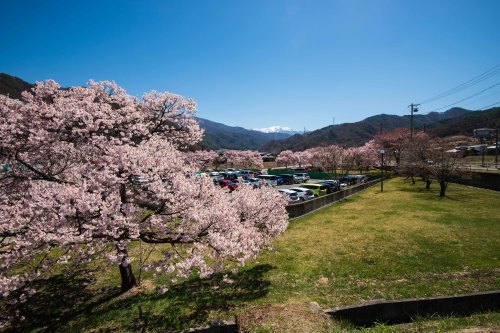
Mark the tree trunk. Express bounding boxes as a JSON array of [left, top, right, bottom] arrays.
[[439, 180, 447, 197], [425, 178, 432, 190], [119, 263, 137, 292]]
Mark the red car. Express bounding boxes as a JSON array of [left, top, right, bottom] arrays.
[[218, 179, 238, 191]]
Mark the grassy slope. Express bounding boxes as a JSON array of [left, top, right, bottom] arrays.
[[252, 178, 499, 307], [6, 178, 500, 332]]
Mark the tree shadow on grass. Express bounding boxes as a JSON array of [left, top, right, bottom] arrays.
[[94, 264, 275, 332], [2, 268, 121, 333], [3, 264, 275, 332]]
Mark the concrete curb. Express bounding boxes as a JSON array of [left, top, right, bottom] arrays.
[[325, 290, 500, 326]]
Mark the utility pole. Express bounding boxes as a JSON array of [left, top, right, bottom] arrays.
[[495, 128, 498, 166], [380, 122, 383, 133], [409, 103, 419, 142], [379, 149, 385, 192]]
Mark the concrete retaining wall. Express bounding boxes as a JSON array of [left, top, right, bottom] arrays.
[[285, 179, 382, 219], [326, 290, 500, 327], [452, 171, 500, 191]]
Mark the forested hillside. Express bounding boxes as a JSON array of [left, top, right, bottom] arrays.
[[260, 108, 500, 152]]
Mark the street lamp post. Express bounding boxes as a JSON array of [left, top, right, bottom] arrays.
[[379, 149, 385, 192]]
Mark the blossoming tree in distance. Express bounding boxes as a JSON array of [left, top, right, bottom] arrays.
[[0, 80, 288, 304]]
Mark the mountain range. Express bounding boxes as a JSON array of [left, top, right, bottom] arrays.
[[260, 107, 500, 152], [1, 73, 499, 152]]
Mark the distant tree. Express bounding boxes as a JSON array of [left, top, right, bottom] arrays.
[[237, 150, 264, 169], [309, 145, 344, 178], [374, 128, 410, 168], [403, 131, 433, 188], [352, 140, 379, 173], [224, 150, 263, 169], [276, 150, 297, 169], [399, 132, 464, 196], [340, 147, 355, 175], [213, 152, 226, 169], [0, 80, 288, 308], [184, 150, 218, 170], [413, 138, 463, 197], [295, 150, 312, 168]]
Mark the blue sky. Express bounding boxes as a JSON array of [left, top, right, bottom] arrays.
[[1, 0, 499, 131]]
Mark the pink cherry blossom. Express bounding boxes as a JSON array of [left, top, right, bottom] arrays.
[[0, 80, 288, 305]]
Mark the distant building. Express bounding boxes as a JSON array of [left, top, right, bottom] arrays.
[[473, 128, 496, 141]]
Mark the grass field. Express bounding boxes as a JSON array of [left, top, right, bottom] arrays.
[[4, 178, 500, 332]]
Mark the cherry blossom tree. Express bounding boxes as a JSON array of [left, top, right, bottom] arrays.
[[374, 128, 410, 168], [409, 135, 462, 197], [275, 150, 297, 169], [309, 145, 344, 178], [354, 140, 379, 172], [0, 80, 288, 306], [184, 150, 218, 170], [295, 150, 312, 168], [223, 150, 263, 169], [340, 147, 355, 175]]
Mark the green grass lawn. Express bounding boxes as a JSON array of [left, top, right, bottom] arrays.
[[4, 178, 500, 332]]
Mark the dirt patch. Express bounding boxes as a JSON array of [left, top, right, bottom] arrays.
[[115, 279, 155, 301], [236, 302, 334, 333]]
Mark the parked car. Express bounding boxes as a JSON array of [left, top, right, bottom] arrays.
[[294, 172, 310, 183], [256, 174, 278, 186], [352, 174, 369, 183], [280, 174, 298, 185], [253, 170, 268, 177], [218, 179, 238, 191], [243, 177, 261, 188], [340, 175, 356, 185], [239, 170, 256, 179], [315, 181, 338, 194], [298, 184, 328, 197], [289, 187, 315, 201], [209, 172, 224, 183], [278, 189, 300, 203], [317, 180, 340, 192], [221, 172, 239, 181], [275, 175, 286, 186]]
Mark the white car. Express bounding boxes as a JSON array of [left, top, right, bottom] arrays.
[[294, 173, 310, 183], [289, 187, 315, 201], [278, 189, 300, 203], [243, 177, 261, 188]]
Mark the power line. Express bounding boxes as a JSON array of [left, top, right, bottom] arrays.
[[476, 100, 500, 110], [460, 89, 500, 108], [427, 82, 500, 113], [418, 64, 500, 105]]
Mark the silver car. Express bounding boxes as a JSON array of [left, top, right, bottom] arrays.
[[278, 189, 301, 203], [294, 173, 310, 183], [289, 187, 315, 201]]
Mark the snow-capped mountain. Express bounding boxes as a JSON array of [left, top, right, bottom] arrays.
[[253, 125, 300, 135]]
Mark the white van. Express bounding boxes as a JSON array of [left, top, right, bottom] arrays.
[[256, 175, 278, 186]]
